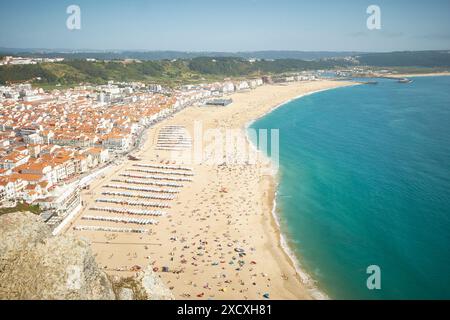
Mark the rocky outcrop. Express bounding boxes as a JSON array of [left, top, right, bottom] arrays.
[[0, 212, 173, 300], [139, 266, 174, 300], [0, 212, 115, 300], [109, 268, 174, 300]]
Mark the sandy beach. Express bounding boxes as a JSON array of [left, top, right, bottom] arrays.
[[385, 72, 450, 78], [63, 80, 355, 300]]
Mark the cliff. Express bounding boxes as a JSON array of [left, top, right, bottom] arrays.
[[0, 212, 173, 300]]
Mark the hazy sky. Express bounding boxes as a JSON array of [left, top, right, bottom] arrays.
[[1, 0, 450, 52]]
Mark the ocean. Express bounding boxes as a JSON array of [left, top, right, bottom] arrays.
[[249, 76, 450, 299]]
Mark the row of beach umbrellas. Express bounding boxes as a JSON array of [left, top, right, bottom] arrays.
[[103, 184, 179, 194], [74, 225, 147, 234], [82, 215, 157, 225], [101, 191, 175, 200], [155, 147, 191, 151], [89, 206, 165, 216], [95, 197, 170, 208], [157, 126, 192, 150], [121, 172, 192, 182], [133, 163, 193, 171], [114, 177, 183, 187], [112, 178, 183, 188], [127, 168, 194, 177]]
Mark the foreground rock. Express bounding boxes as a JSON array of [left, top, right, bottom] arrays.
[[0, 212, 115, 299], [140, 266, 175, 300], [109, 267, 174, 300], [0, 212, 173, 300]]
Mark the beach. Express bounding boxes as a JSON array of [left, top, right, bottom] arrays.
[[384, 71, 450, 78], [63, 79, 355, 300]]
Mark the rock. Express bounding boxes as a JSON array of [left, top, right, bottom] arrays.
[[0, 212, 174, 301], [117, 288, 134, 300], [0, 212, 115, 300], [139, 266, 174, 300], [0, 211, 50, 256]]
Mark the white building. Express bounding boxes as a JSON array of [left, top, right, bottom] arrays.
[[0, 180, 17, 199], [236, 81, 250, 91], [23, 133, 44, 145], [102, 134, 131, 152], [85, 148, 109, 165], [222, 82, 235, 94]]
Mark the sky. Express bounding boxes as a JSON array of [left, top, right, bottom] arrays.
[[1, 0, 450, 52]]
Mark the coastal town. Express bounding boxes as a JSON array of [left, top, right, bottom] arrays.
[[2, 0, 450, 304], [0, 71, 352, 299], [1, 67, 344, 300], [1, 49, 440, 300], [0, 71, 319, 230], [1, 57, 425, 300]]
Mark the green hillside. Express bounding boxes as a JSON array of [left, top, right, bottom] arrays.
[[3, 51, 449, 88], [0, 57, 350, 88]]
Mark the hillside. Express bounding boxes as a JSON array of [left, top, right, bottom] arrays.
[[2, 51, 450, 88], [0, 49, 364, 61], [0, 57, 350, 87]]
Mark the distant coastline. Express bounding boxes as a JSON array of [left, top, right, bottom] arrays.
[[385, 72, 450, 78]]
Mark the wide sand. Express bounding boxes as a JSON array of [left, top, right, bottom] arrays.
[[384, 71, 450, 78], [64, 80, 355, 300]]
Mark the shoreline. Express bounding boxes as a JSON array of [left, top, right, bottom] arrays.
[[244, 85, 360, 300], [385, 72, 450, 78], [64, 80, 355, 300], [268, 178, 329, 300], [245, 85, 359, 130]]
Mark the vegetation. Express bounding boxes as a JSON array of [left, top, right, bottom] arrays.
[[0, 64, 58, 84], [0, 202, 42, 216], [0, 57, 351, 88], [188, 57, 351, 76], [2, 51, 449, 88], [0, 50, 363, 61], [109, 276, 148, 300]]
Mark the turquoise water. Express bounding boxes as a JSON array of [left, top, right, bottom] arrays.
[[250, 77, 450, 299]]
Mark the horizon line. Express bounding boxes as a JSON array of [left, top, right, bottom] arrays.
[[1, 47, 450, 54]]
